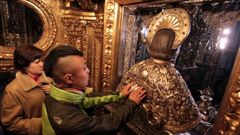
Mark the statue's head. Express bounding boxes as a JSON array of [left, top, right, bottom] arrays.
[[148, 28, 175, 61]]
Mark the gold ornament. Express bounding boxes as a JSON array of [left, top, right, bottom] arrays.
[[147, 8, 191, 49]]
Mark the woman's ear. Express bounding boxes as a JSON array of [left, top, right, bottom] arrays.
[[63, 73, 73, 84]]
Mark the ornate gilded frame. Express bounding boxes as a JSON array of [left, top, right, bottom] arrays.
[[60, 9, 104, 91], [102, 0, 194, 90], [102, 0, 193, 91], [103, 0, 240, 134], [0, 0, 57, 71], [212, 48, 240, 134]]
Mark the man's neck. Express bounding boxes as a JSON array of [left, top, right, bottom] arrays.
[[66, 88, 84, 94], [57, 84, 85, 93]]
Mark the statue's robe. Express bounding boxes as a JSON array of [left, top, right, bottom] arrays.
[[118, 59, 202, 133]]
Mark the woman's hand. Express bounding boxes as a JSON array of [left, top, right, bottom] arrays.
[[41, 84, 51, 94]]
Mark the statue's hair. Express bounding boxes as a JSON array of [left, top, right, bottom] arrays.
[[149, 28, 175, 61]]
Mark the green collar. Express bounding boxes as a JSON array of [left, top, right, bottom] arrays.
[[50, 85, 85, 105]]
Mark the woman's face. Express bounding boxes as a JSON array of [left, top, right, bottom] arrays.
[[25, 59, 44, 75]]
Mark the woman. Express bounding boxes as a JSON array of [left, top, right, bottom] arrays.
[[1, 45, 51, 135]]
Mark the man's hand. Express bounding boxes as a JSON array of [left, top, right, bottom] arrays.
[[128, 87, 146, 104], [120, 82, 134, 97]]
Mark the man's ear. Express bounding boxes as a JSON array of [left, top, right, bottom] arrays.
[[63, 73, 73, 84]]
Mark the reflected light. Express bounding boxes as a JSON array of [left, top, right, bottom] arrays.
[[223, 28, 231, 35], [219, 38, 228, 50], [140, 26, 148, 37]]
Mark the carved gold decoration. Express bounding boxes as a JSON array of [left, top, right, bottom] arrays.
[[118, 59, 201, 133], [115, 0, 176, 5], [0, 61, 14, 71], [61, 16, 87, 53], [212, 48, 240, 135], [147, 8, 191, 49], [61, 12, 104, 91], [65, 0, 73, 7], [18, 0, 57, 51], [9, 0, 57, 51], [86, 18, 104, 91], [102, 0, 120, 91], [93, 18, 104, 91], [115, 0, 146, 5], [0, 47, 14, 60], [109, 1, 240, 134], [219, 76, 240, 135], [115, 0, 216, 5], [0, 0, 57, 71], [76, 0, 96, 10]]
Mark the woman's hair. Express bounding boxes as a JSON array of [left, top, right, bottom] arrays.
[[149, 28, 175, 61], [14, 45, 45, 73]]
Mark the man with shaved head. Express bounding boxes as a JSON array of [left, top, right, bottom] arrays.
[[42, 45, 146, 135]]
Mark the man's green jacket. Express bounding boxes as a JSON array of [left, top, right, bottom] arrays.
[[42, 85, 137, 135]]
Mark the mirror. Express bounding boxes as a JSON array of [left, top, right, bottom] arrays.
[[0, 0, 57, 71], [0, 0, 43, 47], [115, 1, 240, 125]]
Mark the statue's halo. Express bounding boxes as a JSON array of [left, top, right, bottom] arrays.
[[147, 8, 191, 49]]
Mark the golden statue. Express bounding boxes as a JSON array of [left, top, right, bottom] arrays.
[[117, 8, 210, 134]]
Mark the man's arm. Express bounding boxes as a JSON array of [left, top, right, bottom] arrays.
[[46, 84, 145, 135], [81, 82, 134, 109], [82, 94, 123, 109], [49, 99, 136, 135]]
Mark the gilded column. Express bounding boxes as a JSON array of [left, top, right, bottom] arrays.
[[102, 0, 119, 91], [212, 48, 240, 135]]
